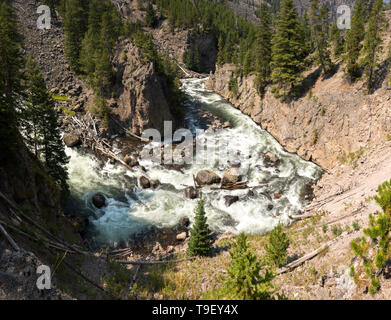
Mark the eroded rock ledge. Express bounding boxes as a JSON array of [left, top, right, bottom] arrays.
[[206, 64, 391, 170]]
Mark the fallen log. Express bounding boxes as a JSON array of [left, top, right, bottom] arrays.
[[117, 257, 197, 265], [109, 116, 149, 143], [129, 264, 141, 291], [277, 240, 334, 275], [288, 212, 316, 221], [0, 222, 20, 251]]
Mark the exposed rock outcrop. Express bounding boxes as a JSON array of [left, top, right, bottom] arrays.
[[112, 41, 181, 136], [206, 63, 391, 170]]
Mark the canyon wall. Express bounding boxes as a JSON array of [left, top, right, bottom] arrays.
[[206, 64, 391, 170]]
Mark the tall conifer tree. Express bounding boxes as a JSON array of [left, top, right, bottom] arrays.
[[344, 0, 365, 80], [254, 3, 272, 94], [24, 58, 70, 196], [361, 0, 385, 92], [309, 1, 332, 73], [187, 198, 212, 257], [271, 0, 304, 95], [0, 1, 24, 156]]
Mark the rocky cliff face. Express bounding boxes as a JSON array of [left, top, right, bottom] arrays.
[[111, 40, 180, 135], [12, 0, 182, 138], [206, 64, 391, 170]]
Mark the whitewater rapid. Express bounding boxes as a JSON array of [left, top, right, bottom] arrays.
[[66, 78, 323, 246]]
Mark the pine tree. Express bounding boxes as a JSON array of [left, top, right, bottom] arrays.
[[187, 198, 212, 257], [0, 1, 24, 157], [344, 0, 365, 80], [24, 57, 69, 196], [254, 3, 272, 95], [299, 10, 312, 58], [361, 0, 385, 92], [216, 34, 225, 65], [212, 233, 276, 300], [351, 178, 391, 296], [265, 223, 290, 268], [329, 23, 344, 58], [271, 0, 305, 95], [309, 1, 332, 74], [100, 7, 123, 53], [92, 48, 113, 97], [146, 1, 157, 28], [63, 0, 89, 72]]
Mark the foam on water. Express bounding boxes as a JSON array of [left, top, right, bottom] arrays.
[[66, 78, 323, 245]]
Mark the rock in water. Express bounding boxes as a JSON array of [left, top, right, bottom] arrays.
[[92, 193, 106, 209], [224, 195, 239, 207], [124, 155, 138, 167], [150, 179, 160, 189], [222, 168, 242, 184], [264, 151, 280, 168], [63, 133, 81, 147], [139, 176, 151, 189], [185, 186, 198, 199], [179, 217, 190, 228], [195, 170, 221, 186]]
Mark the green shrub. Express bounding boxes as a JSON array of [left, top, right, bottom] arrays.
[[228, 76, 239, 97], [207, 234, 277, 300], [265, 224, 290, 268], [352, 220, 361, 231], [374, 179, 391, 212], [350, 179, 391, 296], [187, 199, 212, 257], [331, 224, 343, 237]]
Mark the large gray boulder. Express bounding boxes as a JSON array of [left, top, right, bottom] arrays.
[[195, 170, 221, 186], [63, 133, 81, 147]]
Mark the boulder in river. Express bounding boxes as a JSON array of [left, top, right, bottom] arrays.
[[124, 155, 138, 167], [195, 170, 221, 186], [224, 195, 239, 207], [63, 133, 81, 147], [185, 186, 198, 199], [139, 176, 151, 189], [179, 217, 190, 228], [150, 179, 160, 189], [264, 151, 280, 168], [222, 168, 242, 185], [92, 193, 106, 209]]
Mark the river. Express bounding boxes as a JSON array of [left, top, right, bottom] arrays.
[[65, 78, 323, 246]]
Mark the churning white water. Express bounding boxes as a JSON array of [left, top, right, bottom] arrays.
[[66, 78, 323, 245]]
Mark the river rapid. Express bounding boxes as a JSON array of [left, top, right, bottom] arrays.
[[66, 78, 323, 246]]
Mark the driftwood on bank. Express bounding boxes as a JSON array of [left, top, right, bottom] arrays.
[[0, 222, 20, 251], [277, 240, 335, 275], [109, 115, 149, 142], [117, 257, 196, 265], [0, 190, 90, 256], [129, 264, 141, 291], [70, 114, 135, 172]]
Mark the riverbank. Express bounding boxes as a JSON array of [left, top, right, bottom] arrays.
[[205, 63, 391, 171]]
